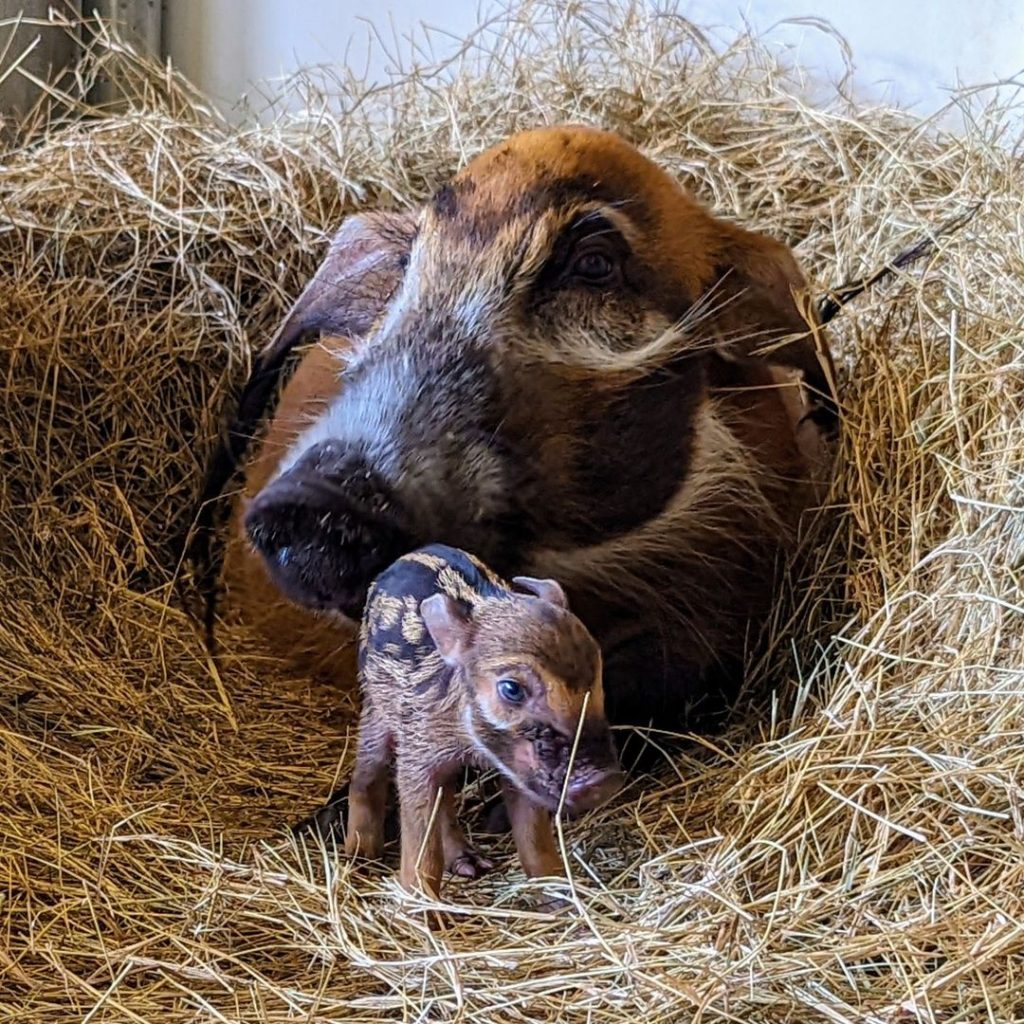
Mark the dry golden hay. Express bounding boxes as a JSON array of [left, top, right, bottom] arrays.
[[2, 2, 1023, 1021]]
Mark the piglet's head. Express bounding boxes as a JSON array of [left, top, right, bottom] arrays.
[[421, 575, 623, 814]]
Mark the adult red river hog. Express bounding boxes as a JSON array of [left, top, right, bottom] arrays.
[[215, 123, 837, 733]]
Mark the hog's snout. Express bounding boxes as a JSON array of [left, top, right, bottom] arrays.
[[561, 722, 623, 812], [244, 441, 410, 619], [561, 761, 622, 815]]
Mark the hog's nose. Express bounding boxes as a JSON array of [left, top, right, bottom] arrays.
[[565, 769, 624, 812], [244, 441, 410, 619]]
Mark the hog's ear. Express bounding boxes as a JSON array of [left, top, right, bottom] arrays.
[[260, 208, 418, 368], [420, 594, 473, 666], [709, 222, 838, 427], [186, 209, 419, 577], [511, 576, 568, 609]]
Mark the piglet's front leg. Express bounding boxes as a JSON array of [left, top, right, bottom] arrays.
[[396, 762, 448, 900], [502, 781, 573, 914], [501, 780, 563, 879]]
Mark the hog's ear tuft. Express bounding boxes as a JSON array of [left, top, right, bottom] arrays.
[[262, 208, 418, 365], [706, 220, 837, 429]]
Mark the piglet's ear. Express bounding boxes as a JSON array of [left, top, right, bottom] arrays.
[[420, 594, 473, 666], [511, 576, 568, 609]]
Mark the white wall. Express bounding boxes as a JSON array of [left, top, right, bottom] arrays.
[[164, 0, 482, 119], [164, 1, 1024, 126]]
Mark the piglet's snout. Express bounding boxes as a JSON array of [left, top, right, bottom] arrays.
[[565, 767, 624, 812], [562, 726, 624, 812], [244, 440, 410, 620]]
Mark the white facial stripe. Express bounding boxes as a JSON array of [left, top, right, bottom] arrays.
[[273, 354, 417, 480], [594, 203, 642, 247], [451, 288, 492, 337], [461, 705, 519, 783], [476, 698, 513, 731]]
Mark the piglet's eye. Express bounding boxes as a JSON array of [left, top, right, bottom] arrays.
[[497, 678, 526, 704]]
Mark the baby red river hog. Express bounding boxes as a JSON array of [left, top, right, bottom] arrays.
[[344, 543, 623, 899]]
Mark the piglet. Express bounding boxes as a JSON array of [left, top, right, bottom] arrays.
[[344, 543, 623, 900]]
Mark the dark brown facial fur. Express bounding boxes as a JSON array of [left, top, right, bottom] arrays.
[[224, 123, 836, 737]]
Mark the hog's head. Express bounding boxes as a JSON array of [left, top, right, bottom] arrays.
[[243, 124, 833, 621]]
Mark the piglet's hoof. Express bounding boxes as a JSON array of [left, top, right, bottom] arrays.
[[423, 907, 457, 932], [447, 849, 495, 879], [291, 783, 351, 839], [302, 800, 345, 840], [291, 782, 400, 844]]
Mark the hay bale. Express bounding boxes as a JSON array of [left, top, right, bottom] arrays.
[[2, 3, 1022, 1020]]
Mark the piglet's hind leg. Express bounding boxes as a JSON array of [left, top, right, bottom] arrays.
[[439, 787, 494, 879], [345, 706, 391, 860]]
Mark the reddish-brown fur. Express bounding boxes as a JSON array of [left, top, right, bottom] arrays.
[[221, 123, 835, 724], [221, 336, 360, 677]]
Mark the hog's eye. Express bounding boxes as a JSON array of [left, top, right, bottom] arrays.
[[497, 678, 526, 704], [563, 229, 625, 289], [570, 249, 615, 283], [535, 213, 629, 295]]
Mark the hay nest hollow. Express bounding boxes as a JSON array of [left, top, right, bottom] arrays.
[[2, 3, 1023, 1021]]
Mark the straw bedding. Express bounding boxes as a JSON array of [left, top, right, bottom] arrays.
[[2, 3, 1023, 1020]]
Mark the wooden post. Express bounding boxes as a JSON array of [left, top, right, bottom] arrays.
[[0, 1, 84, 128], [92, 0, 161, 55], [88, 0, 163, 107], [0, 0, 164, 130]]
